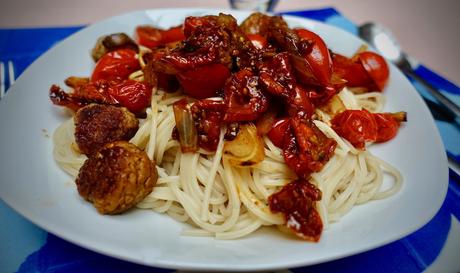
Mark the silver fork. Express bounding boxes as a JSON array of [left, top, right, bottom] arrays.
[[0, 61, 16, 100]]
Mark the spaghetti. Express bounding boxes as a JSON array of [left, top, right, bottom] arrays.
[[53, 87, 402, 239]]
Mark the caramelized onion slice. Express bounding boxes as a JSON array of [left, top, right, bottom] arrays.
[[223, 124, 265, 167], [318, 94, 346, 117], [173, 99, 198, 153]]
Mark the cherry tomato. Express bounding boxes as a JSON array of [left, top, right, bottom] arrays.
[[109, 80, 152, 113], [331, 109, 378, 149], [91, 49, 140, 82], [177, 63, 231, 99], [136, 25, 185, 49], [135, 26, 163, 48], [49, 80, 118, 112], [295, 28, 332, 87], [307, 85, 338, 106], [183, 17, 207, 37], [287, 85, 315, 118], [332, 53, 373, 88], [246, 34, 268, 49], [223, 69, 268, 122], [374, 113, 400, 142], [358, 51, 389, 91], [160, 26, 186, 44], [267, 118, 290, 148]]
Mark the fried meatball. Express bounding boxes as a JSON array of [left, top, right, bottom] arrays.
[[74, 104, 139, 154], [76, 141, 157, 214]]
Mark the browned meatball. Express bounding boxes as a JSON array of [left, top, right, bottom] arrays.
[[74, 104, 139, 154], [76, 141, 157, 214]]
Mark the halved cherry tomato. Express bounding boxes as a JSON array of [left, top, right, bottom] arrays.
[[136, 26, 163, 48], [331, 109, 378, 149], [91, 49, 140, 82], [295, 28, 332, 87], [160, 26, 186, 44], [246, 34, 268, 50], [374, 113, 400, 142], [287, 85, 315, 118], [358, 51, 389, 91], [374, 112, 407, 142], [267, 118, 290, 148], [136, 25, 185, 49], [307, 85, 338, 106], [183, 17, 207, 37], [332, 51, 389, 91], [332, 53, 373, 88], [177, 63, 231, 99], [109, 80, 152, 113]]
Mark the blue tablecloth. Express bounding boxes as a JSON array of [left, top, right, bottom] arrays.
[[1, 7, 459, 273]]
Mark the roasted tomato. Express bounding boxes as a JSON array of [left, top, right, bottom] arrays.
[[142, 51, 180, 92], [331, 109, 378, 149], [136, 26, 162, 48], [224, 69, 268, 122], [269, 179, 323, 241], [160, 26, 186, 44], [286, 85, 315, 118], [49, 80, 119, 111], [135, 25, 185, 49], [191, 99, 225, 151], [259, 52, 295, 98], [307, 85, 338, 107], [246, 34, 268, 49], [267, 118, 290, 148], [50, 79, 151, 114], [162, 14, 240, 72], [358, 51, 389, 91], [294, 28, 332, 87], [332, 53, 373, 89], [374, 112, 406, 142], [183, 16, 208, 37], [177, 63, 231, 99], [109, 80, 152, 113], [284, 118, 337, 178], [91, 49, 140, 81], [332, 51, 389, 91], [332, 110, 406, 148]]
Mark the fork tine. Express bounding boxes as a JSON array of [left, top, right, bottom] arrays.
[[0, 61, 5, 99], [8, 61, 15, 85]]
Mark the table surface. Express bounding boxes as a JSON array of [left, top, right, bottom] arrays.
[[1, 0, 459, 85]]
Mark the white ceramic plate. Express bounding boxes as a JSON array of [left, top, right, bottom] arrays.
[[0, 8, 449, 271]]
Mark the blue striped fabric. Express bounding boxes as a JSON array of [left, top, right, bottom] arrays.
[[1, 7, 459, 273]]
